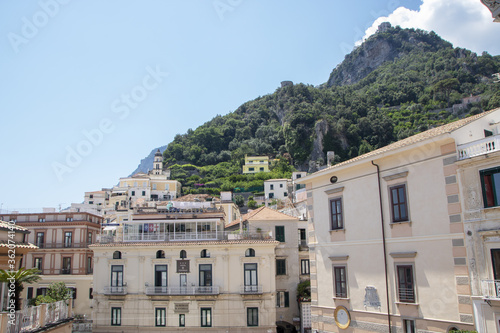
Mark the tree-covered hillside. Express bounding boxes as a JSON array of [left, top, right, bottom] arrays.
[[160, 25, 500, 191]]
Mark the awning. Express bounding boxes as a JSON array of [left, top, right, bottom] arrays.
[[103, 225, 118, 231]]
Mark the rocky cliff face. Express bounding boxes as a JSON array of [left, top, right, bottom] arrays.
[[326, 23, 452, 87], [327, 38, 398, 86], [130, 145, 167, 176]]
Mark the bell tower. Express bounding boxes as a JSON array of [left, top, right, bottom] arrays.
[[153, 149, 163, 175]]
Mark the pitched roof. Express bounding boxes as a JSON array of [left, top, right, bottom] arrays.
[[0, 220, 29, 233], [311, 108, 499, 177], [0, 240, 38, 249], [242, 206, 298, 222]]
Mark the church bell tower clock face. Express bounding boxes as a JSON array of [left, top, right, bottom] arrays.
[[334, 305, 351, 329]]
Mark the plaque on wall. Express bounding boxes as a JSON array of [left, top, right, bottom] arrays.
[[177, 260, 190, 273], [174, 303, 189, 313]]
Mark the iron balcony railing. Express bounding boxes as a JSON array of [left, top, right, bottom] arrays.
[[482, 279, 500, 299], [145, 286, 219, 295], [240, 285, 263, 294], [102, 286, 127, 295], [398, 287, 416, 303], [457, 135, 500, 160], [35, 242, 92, 249]]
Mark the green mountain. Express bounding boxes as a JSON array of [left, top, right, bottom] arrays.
[[153, 24, 500, 193]]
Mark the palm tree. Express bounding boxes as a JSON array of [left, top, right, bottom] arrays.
[[0, 268, 41, 310]]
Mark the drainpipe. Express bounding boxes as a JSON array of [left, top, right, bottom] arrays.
[[371, 160, 392, 333]]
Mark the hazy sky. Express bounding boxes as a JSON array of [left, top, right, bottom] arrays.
[[0, 0, 499, 211]]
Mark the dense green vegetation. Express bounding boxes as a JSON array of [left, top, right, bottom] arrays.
[[162, 26, 500, 194], [169, 157, 294, 195]]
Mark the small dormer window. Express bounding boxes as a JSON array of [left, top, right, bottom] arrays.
[[156, 250, 165, 259], [245, 248, 255, 257], [180, 250, 187, 259], [200, 249, 210, 258]]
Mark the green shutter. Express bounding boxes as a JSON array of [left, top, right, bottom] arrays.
[[284, 291, 289, 307], [275, 226, 285, 242]]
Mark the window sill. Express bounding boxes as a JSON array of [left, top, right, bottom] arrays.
[[395, 301, 418, 306], [332, 297, 350, 301], [390, 221, 412, 227], [330, 228, 345, 233]]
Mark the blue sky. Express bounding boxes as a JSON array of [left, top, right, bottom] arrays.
[[0, 0, 499, 211]]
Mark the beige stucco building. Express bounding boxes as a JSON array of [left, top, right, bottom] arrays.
[[296, 109, 500, 332], [226, 206, 310, 332], [91, 205, 279, 332], [0, 211, 103, 317]]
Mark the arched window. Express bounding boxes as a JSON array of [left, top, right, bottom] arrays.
[[245, 248, 255, 257], [200, 249, 210, 258], [180, 250, 187, 259], [113, 251, 122, 259], [156, 250, 165, 259]]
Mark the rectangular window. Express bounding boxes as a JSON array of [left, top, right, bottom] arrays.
[[334, 266, 347, 298], [34, 258, 43, 271], [142, 191, 146, 196], [270, 184, 274, 190], [199, 264, 212, 287], [62, 257, 71, 274], [131, 190, 135, 196], [276, 291, 289, 307], [492, 249, 500, 280], [201, 308, 212, 327], [36, 232, 45, 248], [269, 192, 274, 199], [89, 288, 93, 299], [155, 308, 166, 327], [397, 265, 415, 303], [88, 232, 92, 244], [27, 287, 33, 299], [481, 167, 500, 207], [330, 198, 343, 230], [155, 265, 168, 287], [275, 226, 285, 242], [111, 265, 124, 287], [111, 307, 121, 326], [179, 314, 185, 327], [249, 167, 254, 171], [390, 185, 409, 222], [276, 259, 286, 275], [87, 256, 93, 274], [280, 184, 283, 188], [247, 307, 259, 327], [301, 259, 310, 275], [259, 167, 264, 171], [64, 231, 72, 248], [403, 319, 415, 333], [244, 263, 258, 292], [36, 288, 47, 297]]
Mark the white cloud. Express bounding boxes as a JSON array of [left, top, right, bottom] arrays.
[[358, 0, 500, 55]]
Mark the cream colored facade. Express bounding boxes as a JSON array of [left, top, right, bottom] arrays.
[[0, 212, 103, 317], [296, 111, 500, 332], [91, 206, 279, 332], [454, 108, 500, 332], [243, 155, 270, 174], [225, 207, 309, 332]]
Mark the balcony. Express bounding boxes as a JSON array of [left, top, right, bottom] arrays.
[[457, 135, 500, 160], [35, 242, 91, 249], [60, 268, 72, 275], [102, 286, 127, 295], [145, 286, 219, 295], [482, 280, 500, 300], [240, 285, 263, 294], [98, 231, 275, 244]]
